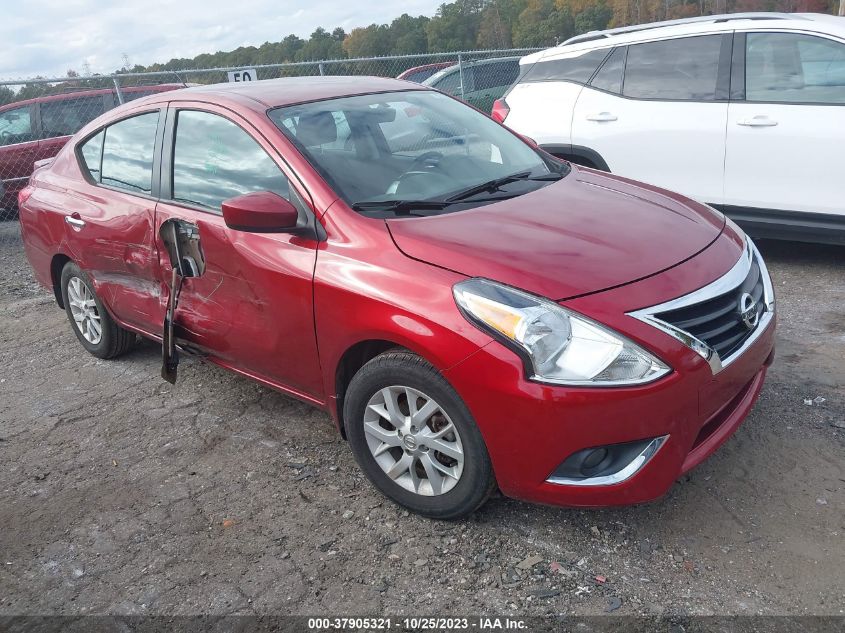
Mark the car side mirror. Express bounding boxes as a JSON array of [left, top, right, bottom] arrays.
[[222, 191, 299, 233]]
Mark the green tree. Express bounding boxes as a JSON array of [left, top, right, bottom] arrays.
[[574, 1, 613, 32], [343, 24, 393, 58], [513, 0, 574, 47], [296, 27, 346, 61], [426, 0, 489, 51], [390, 14, 430, 54], [0, 86, 16, 107], [477, 5, 512, 48]]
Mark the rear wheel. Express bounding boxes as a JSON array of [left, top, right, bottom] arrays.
[[60, 262, 135, 359], [344, 351, 495, 519]]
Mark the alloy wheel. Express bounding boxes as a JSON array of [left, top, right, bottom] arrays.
[[67, 277, 102, 345], [363, 385, 464, 496]]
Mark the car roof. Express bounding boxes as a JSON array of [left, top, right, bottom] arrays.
[[144, 75, 426, 110], [522, 12, 845, 64], [397, 61, 456, 79]]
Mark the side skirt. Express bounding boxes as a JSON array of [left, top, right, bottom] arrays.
[[714, 205, 845, 246]]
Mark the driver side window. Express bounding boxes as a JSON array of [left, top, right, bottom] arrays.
[[172, 110, 292, 212]]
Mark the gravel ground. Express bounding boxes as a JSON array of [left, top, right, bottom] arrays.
[[0, 224, 843, 617]]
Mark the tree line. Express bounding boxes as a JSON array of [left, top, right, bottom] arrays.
[[135, 0, 836, 71], [2, 0, 837, 106]]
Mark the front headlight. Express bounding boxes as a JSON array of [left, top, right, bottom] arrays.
[[453, 279, 670, 386]]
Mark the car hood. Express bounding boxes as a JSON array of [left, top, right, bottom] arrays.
[[386, 167, 725, 301]]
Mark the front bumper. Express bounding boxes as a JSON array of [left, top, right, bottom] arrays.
[[443, 234, 776, 508]]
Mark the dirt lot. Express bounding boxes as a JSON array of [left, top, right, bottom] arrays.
[[0, 224, 843, 617]]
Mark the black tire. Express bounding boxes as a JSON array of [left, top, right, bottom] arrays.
[[344, 351, 496, 520], [60, 262, 135, 359]]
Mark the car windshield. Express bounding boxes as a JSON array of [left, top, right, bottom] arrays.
[[269, 90, 564, 215]]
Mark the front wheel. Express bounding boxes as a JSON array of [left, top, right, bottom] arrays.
[[344, 351, 495, 519]]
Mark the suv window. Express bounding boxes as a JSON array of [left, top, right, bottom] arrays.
[[100, 112, 160, 194], [40, 96, 107, 139], [623, 35, 722, 101], [474, 61, 519, 91], [0, 106, 34, 146], [746, 33, 845, 104], [172, 110, 291, 212], [521, 48, 610, 84], [590, 47, 626, 94]]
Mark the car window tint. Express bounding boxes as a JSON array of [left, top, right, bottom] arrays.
[[123, 88, 160, 102], [40, 96, 107, 139], [474, 61, 519, 91], [746, 33, 845, 104], [433, 70, 466, 96], [405, 68, 443, 83], [590, 47, 626, 94], [623, 35, 721, 100], [0, 106, 34, 146], [172, 110, 291, 212], [100, 111, 159, 194], [80, 130, 105, 181], [521, 48, 610, 84]]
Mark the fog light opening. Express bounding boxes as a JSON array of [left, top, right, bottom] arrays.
[[547, 436, 667, 487]]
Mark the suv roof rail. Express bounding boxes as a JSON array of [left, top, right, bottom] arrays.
[[560, 12, 807, 46]]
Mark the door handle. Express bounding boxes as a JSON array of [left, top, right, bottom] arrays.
[[737, 116, 778, 127], [65, 213, 86, 229], [586, 112, 618, 122]]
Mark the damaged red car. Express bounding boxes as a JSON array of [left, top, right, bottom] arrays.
[[18, 77, 776, 519]]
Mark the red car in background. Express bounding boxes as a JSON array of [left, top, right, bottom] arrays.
[[0, 84, 181, 213], [396, 61, 455, 83], [18, 78, 775, 518]]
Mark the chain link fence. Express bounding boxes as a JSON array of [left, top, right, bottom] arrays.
[[0, 48, 539, 245]]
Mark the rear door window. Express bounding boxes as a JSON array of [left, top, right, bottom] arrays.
[[0, 106, 34, 146], [521, 48, 610, 84], [623, 35, 722, 100], [79, 130, 105, 181], [100, 112, 160, 194], [40, 95, 107, 139], [474, 61, 519, 90], [590, 47, 626, 94], [171, 110, 291, 212], [746, 33, 845, 104]]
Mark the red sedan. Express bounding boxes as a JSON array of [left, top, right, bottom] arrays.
[[18, 77, 776, 519]]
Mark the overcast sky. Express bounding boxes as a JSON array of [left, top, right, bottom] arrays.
[[1, 0, 445, 79]]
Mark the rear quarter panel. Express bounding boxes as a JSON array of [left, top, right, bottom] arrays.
[[503, 81, 583, 146]]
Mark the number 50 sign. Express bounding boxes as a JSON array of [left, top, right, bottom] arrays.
[[227, 68, 258, 82]]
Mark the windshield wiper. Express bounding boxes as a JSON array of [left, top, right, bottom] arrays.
[[445, 170, 564, 203], [351, 199, 453, 215]]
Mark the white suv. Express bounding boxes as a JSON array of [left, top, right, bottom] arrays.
[[495, 13, 845, 244]]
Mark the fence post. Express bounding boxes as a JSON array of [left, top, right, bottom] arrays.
[[457, 54, 465, 99], [112, 76, 124, 105], [319, 62, 325, 76]]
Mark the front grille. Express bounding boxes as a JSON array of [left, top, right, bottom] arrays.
[[654, 256, 766, 360]]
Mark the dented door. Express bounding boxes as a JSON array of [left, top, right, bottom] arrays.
[[152, 201, 322, 398], [68, 110, 163, 331], [68, 187, 161, 331], [151, 103, 323, 400]]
